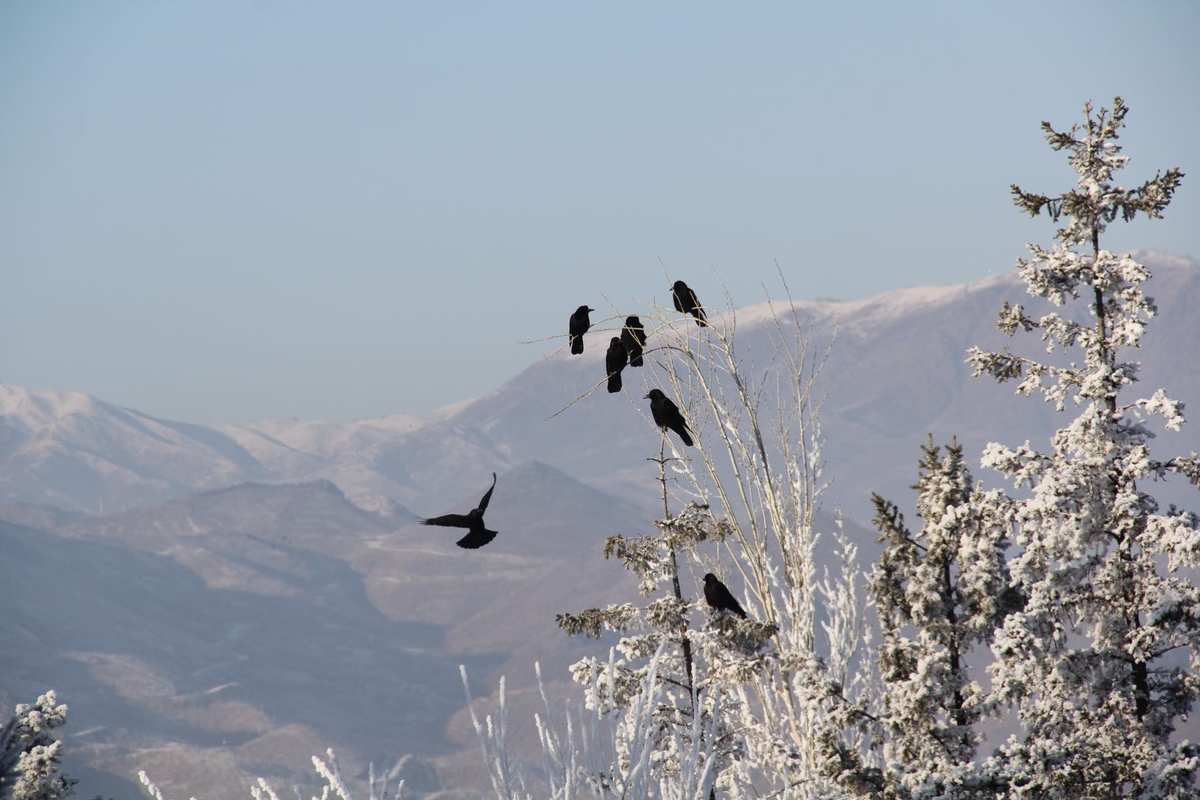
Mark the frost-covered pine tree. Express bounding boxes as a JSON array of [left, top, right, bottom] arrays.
[[850, 438, 1018, 796], [0, 691, 75, 800], [966, 98, 1198, 798]]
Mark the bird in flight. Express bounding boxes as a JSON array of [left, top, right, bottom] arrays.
[[605, 337, 628, 393], [568, 305, 594, 355], [421, 473, 500, 549], [620, 315, 647, 367], [703, 573, 747, 618], [645, 389, 694, 446], [671, 281, 707, 327]]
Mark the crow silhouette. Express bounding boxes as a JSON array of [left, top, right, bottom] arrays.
[[620, 315, 647, 367], [421, 473, 499, 549], [568, 305, 594, 355], [645, 388, 693, 446], [605, 337, 628, 393], [703, 573, 747, 618], [671, 281, 707, 326]]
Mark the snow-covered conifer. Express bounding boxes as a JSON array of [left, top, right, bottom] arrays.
[[854, 438, 1017, 796], [967, 98, 1198, 798], [0, 691, 75, 800]]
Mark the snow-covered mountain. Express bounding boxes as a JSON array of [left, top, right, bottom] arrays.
[[431, 250, 1200, 517], [0, 385, 268, 513], [13, 253, 1196, 522]]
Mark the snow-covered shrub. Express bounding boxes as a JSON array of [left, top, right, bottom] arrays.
[[548, 270, 877, 799]]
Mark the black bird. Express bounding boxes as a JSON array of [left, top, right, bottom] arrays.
[[645, 388, 694, 447], [421, 473, 499, 549], [605, 337, 628, 393], [703, 573, 747, 619], [620, 315, 647, 367], [568, 305, 595, 355], [671, 280, 707, 327]]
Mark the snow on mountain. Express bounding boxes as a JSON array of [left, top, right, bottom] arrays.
[[3, 251, 1197, 524], [0, 385, 266, 513], [410, 251, 1200, 518]]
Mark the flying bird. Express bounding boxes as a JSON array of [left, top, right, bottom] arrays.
[[620, 315, 647, 367], [568, 305, 595, 355], [645, 388, 694, 447], [671, 281, 707, 327], [703, 573, 747, 619], [605, 337, 628, 393], [421, 473, 500, 549]]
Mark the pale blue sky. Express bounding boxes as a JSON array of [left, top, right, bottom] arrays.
[[3, 2, 1197, 422]]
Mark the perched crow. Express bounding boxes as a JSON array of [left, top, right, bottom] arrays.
[[645, 388, 694, 446], [703, 573, 747, 618], [568, 305, 595, 355], [605, 337, 628, 393], [671, 280, 707, 326], [421, 473, 500, 549], [620, 315, 647, 367]]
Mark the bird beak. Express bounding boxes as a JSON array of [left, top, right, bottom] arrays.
[[587, 307, 595, 312], [643, 392, 652, 399]]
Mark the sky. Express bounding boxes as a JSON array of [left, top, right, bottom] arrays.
[[3, 2, 1198, 423]]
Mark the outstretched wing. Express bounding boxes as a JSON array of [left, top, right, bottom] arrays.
[[422, 514, 473, 529], [456, 528, 499, 549], [475, 472, 497, 515]]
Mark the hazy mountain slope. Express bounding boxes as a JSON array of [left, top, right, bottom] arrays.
[[0, 519, 493, 800], [2, 466, 653, 796]]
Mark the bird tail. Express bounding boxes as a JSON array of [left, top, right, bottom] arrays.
[[628, 351, 643, 367], [570, 335, 584, 355], [677, 426, 694, 447], [694, 307, 708, 327], [608, 371, 622, 393]]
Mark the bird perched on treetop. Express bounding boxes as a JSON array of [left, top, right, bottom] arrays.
[[620, 315, 647, 367], [703, 573, 747, 618], [671, 281, 707, 327], [645, 388, 694, 447], [421, 473, 500, 549], [605, 337, 628, 393], [568, 305, 594, 355]]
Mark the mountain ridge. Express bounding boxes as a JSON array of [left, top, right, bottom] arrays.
[[3, 250, 1196, 521]]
